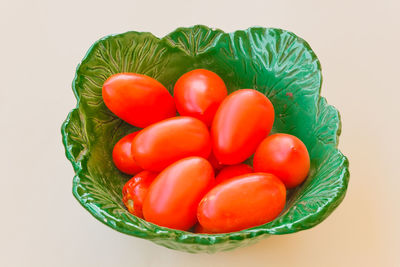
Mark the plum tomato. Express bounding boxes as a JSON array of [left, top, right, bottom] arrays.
[[132, 116, 211, 172], [112, 131, 142, 175], [197, 173, 286, 233], [122, 170, 158, 218], [173, 69, 227, 126], [211, 89, 274, 165], [102, 73, 176, 128], [214, 164, 253, 185], [207, 151, 224, 172], [194, 223, 212, 234], [253, 133, 310, 188], [143, 157, 214, 231]]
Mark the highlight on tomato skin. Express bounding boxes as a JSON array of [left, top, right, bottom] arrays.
[[122, 170, 158, 218], [143, 157, 214, 231], [253, 133, 310, 189], [197, 172, 286, 233], [214, 164, 253, 185], [102, 73, 176, 128], [174, 69, 228, 127], [132, 116, 212, 172], [211, 89, 275, 165], [112, 131, 142, 175]]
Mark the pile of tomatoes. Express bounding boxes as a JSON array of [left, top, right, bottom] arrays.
[[103, 69, 310, 234]]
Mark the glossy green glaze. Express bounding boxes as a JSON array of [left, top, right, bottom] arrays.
[[61, 25, 349, 253]]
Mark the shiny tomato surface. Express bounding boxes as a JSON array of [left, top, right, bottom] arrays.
[[132, 116, 211, 172], [143, 157, 214, 231], [197, 173, 286, 233], [112, 131, 142, 175], [174, 69, 227, 126], [253, 133, 310, 188], [122, 171, 158, 218], [102, 73, 176, 128], [214, 164, 253, 185], [211, 89, 274, 165]]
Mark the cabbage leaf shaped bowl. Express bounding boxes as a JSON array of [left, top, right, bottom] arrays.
[[61, 25, 349, 253]]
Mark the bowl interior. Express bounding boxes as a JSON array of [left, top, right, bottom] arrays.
[[62, 25, 349, 253]]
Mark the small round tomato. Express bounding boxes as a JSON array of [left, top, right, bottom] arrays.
[[253, 133, 310, 188], [102, 73, 176, 128], [214, 164, 253, 185], [122, 171, 158, 218], [143, 157, 214, 231], [174, 69, 227, 126], [211, 89, 275, 165], [207, 151, 224, 172], [132, 116, 211, 172], [112, 131, 142, 175], [197, 173, 286, 233]]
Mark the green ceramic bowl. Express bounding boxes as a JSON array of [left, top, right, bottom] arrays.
[[61, 25, 349, 253]]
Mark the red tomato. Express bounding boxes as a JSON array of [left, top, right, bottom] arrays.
[[194, 223, 212, 234], [102, 73, 176, 128], [253, 133, 310, 188], [211, 89, 274, 165], [214, 164, 253, 185], [208, 151, 224, 172], [143, 157, 214, 230], [122, 171, 158, 218], [112, 131, 142, 175], [174, 69, 227, 126], [197, 173, 286, 233], [132, 116, 211, 172]]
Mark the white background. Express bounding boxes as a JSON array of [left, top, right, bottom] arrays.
[[1, 0, 399, 266]]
